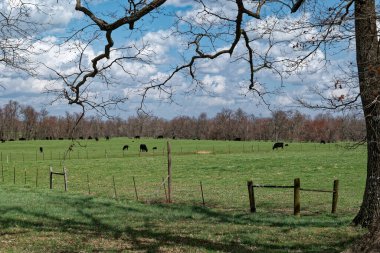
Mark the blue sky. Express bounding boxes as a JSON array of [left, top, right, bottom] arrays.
[[0, 0, 357, 119]]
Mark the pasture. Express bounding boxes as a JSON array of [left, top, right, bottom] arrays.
[[0, 138, 367, 252]]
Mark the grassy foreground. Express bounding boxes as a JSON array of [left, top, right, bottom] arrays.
[[0, 138, 368, 252]]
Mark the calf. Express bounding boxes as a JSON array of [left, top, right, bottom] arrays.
[[122, 145, 129, 151], [140, 144, 148, 152], [272, 142, 284, 150]]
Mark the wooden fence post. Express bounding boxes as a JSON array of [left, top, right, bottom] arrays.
[[294, 178, 301, 216], [49, 166, 53, 189], [133, 176, 139, 201], [167, 141, 172, 203], [247, 180, 256, 212], [162, 177, 168, 202], [63, 167, 68, 192], [200, 181, 205, 206], [112, 175, 117, 199], [332, 180, 339, 213]]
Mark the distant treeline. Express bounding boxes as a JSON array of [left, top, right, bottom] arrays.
[[0, 100, 365, 142]]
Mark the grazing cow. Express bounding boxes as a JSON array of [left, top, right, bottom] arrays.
[[95, 137, 99, 141], [105, 136, 110, 140], [79, 136, 84, 140], [285, 144, 289, 146], [172, 136, 176, 140], [9, 139, 14, 141], [122, 145, 129, 151], [152, 147, 157, 150], [39, 147, 43, 153], [156, 135, 163, 139], [135, 135, 140, 139], [234, 137, 241, 141], [320, 140, 326, 144], [88, 136, 93, 140], [272, 142, 284, 150], [19, 137, 26, 141], [0, 139, 5, 143], [140, 144, 148, 152], [45, 137, 49, 140], [58, 138, 64, 140]]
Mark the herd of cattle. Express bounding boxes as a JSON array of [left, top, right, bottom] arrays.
[[272, 140, 326, 150], [1, 135, 329, 153]]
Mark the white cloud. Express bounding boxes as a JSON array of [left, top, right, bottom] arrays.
[[202, 75, 226, 94]]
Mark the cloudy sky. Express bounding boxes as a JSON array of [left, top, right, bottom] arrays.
[[0, 0, 357, 119]]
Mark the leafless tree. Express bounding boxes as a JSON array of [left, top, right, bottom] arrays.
[[0, 1, 45, 74]]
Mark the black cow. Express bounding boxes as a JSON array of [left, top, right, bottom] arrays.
[[272, 142, 284, 150], [320, 140, 326, 144], [0, 139, 5, 143], [19, 137, 26, 141], [39, 147, 43, 153], [152, 147, 157, 150], [140, 144, 148, 152], [105, 136, 110, 140], [58, 138, 64, 140], [95, 137, 99, 141], [88, 136, 93, 140], [135, 135, 140, 139], [122, 145, 129, 151], [79, 136, 84, 140], [156, 135, 163, 139], [234, 137, 241, 141]]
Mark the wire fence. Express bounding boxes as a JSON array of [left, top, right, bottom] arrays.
[[0, 141, 358, 164], [0, 163, 341, 215]]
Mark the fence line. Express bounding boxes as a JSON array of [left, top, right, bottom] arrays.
[[247, 178, 339, 216], [0, 163, 341, 215]]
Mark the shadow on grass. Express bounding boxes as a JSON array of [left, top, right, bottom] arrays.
[[0, 192, 359, 252]]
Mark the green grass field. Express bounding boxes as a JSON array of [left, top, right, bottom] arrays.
[[0, 138, 368, 252]]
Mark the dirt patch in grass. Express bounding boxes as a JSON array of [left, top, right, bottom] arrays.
[[195, 150, 211, 154]]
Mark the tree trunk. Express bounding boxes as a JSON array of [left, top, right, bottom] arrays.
[[352, 0, 380, 228]]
